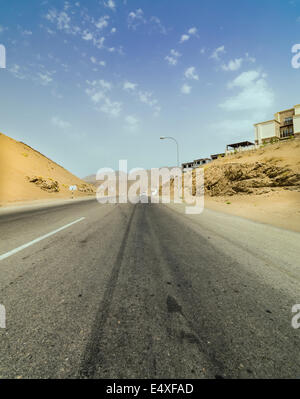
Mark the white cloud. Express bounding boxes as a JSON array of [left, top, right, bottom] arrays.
[[179, 27, 198, 44], [51, 116, 71, 129], [104, 0, 116, 11], [95, 16, 109, 30], [86, 79, 112, 90], [82, 30, 93, 41], [128, 9, 146, 30], [85, 80, 121, 118], [221, 54, 255, 71], [165, 49, 181, 66], [98, 79, 112, 90], [211, 45, 225, 60], [228, 70, 260, 88], [179, 34, 190, 44], [91, 91, 105, 104], [37, 71, 53, 85], [245, 52, 256, 63], [111, 27, 117, 34], [22, 30, 33, 36], [9, 64, 26, 80], [165, 56, 177, 66], [128, 9, 166, 33], [93, 36, 105, 48], [45, 27, 55, 35], [45, 6, 112, 52], [220, 70, 274, 112], [150, 16, 167, 34], [188, 27, 197, 35], [138, 91, 158, 107], [123, 81, 138, 91], [125, 115, 138, 125], [221, 58, 243, 71], [125, 115, 139, 132], [9, 64, 55, 87], [123, 81, 160, 115], [99, 98, 122, 117], [170, 49, 180, 57], [46, 10, 72, 32], [184, 66, 199, 80], [153, 106, 161, 117], [181, 84, 191, 94], [51, 89, 63, 99], [90, 56, 106, 67]]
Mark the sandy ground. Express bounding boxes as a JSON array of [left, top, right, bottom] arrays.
[[0, 132, 95, 207], [205, 191, 300, 233]]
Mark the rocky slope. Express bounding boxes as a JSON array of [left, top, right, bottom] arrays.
[[203, 162, 300, 197]]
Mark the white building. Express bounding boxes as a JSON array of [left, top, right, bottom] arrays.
[[254, 104, 300, 145], [182, 158, 211, 173]]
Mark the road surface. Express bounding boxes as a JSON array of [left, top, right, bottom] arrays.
[[0, 198, 299, 379]]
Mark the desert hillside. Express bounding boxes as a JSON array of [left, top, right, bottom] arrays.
[[196, 139, 300, 197], [0, 132, 95, 206], [165, 139, 300, 231]]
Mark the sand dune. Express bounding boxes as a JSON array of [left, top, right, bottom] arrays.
[[0, 132, 95, 206]]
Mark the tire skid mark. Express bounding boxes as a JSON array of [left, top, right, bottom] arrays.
[[78, 204, 137, 378]]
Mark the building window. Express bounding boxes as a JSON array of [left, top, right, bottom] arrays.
[[281, 127, 294, 138], [284, 117, 293, 125]]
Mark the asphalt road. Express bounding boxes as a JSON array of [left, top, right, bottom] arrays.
[[0, 198, 300, 379]]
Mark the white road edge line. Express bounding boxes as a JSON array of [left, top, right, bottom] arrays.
[[0, 217, 86, 261]]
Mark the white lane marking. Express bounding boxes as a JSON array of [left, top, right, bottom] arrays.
[[0, 217, 85, 261]]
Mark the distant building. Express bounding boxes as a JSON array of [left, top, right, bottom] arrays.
[[226, 141, 255, 154], [193, 158, 211, 167], [254, 104, 300, 145], [182, 162, 194, 172], [182, 158, 211, 172], [211, 153, 225, 160]]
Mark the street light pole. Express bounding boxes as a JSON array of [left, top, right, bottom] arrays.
[[160, 136, 181, 199], [160, 136, 180, 168]]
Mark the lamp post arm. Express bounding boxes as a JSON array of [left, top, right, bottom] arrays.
[[163, 137, 180, 167]]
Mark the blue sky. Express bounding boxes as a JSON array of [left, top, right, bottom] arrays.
[[0, 0, 300, 177]]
